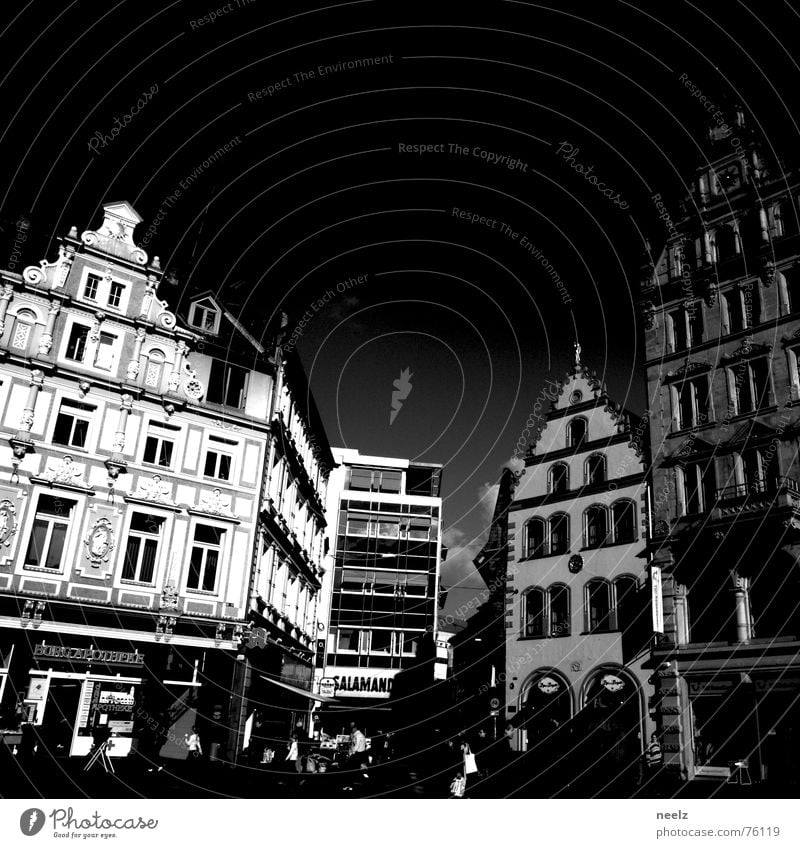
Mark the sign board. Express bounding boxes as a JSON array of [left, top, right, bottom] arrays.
[[34, 642, 144, 666], [489, 697, 501, 710], [651, 565, 664, 634], [319, 678, 336, 698], [327, 668, 398, 699]]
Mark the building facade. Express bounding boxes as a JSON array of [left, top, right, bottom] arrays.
[[315, 449, 443, 737], [641, 112, 800, 785], [0, 202, 331, 765], [505, 352, 652, 785]]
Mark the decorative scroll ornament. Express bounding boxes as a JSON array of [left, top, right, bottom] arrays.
[[134, 474, 173, 504], [197, 488, 235, 518], [80, 202, 148, 266], [0, 500, 19, 547], [42, 455, 85, 486], [22, 244, 75, 289], [84, 517, 115, 567], [160, 584, 180, 611]]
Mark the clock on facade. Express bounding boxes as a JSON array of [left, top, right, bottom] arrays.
[[717, 164, 741, 190], [568, 554, 583, 574]]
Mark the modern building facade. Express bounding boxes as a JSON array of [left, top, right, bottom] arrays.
[[0, 201, 332, 764], [505, 351, 652, 782], [314, 449, 443, 736], [641, 111, 800, 785]]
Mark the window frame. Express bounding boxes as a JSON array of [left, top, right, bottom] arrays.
[[185, 521, 226, 594], [548, 462, 569, 494], [22, 494, 76, 573], [202, 434, 238, 482], [9, 308, 38, 353], [585, 453, 606, 486], [206, 358, 249, 409], [120, 512, 165, 584], [523, 586, 546, 638], [523, 517, 546, 559], [584, 504, 609, 549], [567, 417, 588, 449], [51, 398, 96, 450], [548, 512, 570, 555], [585, 578, 614, 633], [189, 298, 222, 334], [611, 499, 637, 544]]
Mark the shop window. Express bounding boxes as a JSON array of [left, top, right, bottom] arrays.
[[10, 308, 37, 353], [187, 524, 224, 592], [203, 435, 236, 481], [549, 512, 569, 554], [107, 282, 124, 309], [24, 495, 75, 570], [83, 273, 101, 301], [731, 358, 771, 415], [523, 587, 546, 638], [548, 584, 571, 636], [93, 332, 116, 370], [189, 297, 221, 334], [122, 513, 163, 583], [549, 462, 569, 494], [612, 500, 637, 543], [675, 376, 710, 429], [567, 418, 587, 449], [65, 323, 90, 362], [206, 359, 248, 408], [585, 453, 606, 486], [585, 579, 613, 632], [524, 517, 546, 558], [144, 349, 166, 390], [143, 421, 179, 468], [584, 504, 608, 548], [53, 399, 95, 448]]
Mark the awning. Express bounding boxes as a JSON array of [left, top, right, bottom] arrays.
[[259, 674, 337, 703]]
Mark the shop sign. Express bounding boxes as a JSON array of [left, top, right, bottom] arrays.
[[688, 679, 734, 696], [33, 643, 145, 666], [319, 678, 336, 698], [651, 565, 664, 633], [600, 674, 626, 692], [537, 676, 560, 695], [331, 670, 396, 698], [755, 677, 800, 694]]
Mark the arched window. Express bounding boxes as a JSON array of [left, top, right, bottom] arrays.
[[586, 579, 612, 632], [523, 587, 546, 638], [549, 513, 569, 555], [548, 584, 571, 637], [584, 505, 608, 548], [567, 418, 587, 449], [524, 518, 546, 559], [585, 453, 606, 486], [713, 223, 738, 261], [144, 349, 166, 390], [549, 462, 569, 494], [10, 308, 37, 353], [612, 500, 637, 543]]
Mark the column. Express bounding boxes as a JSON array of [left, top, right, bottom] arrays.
[[112, 394, 133, 454], [37, 301, 61, 356], [167, 340, 187, 392], [759, 207, 769, 242], [19, 369, 45, 434], [731, 571, 751, 643], [127, 327, 146, 382], [0, 284, 13, 336]]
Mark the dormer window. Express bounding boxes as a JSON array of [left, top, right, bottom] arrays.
[[189, 298, 221, 334]]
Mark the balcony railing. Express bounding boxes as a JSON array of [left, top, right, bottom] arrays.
[[715, 475, 799, 502]]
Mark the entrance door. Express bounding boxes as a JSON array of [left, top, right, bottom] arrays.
[[40, 681, 82, 759]]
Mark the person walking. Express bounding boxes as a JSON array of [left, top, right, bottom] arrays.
[[349, 722, 368, 773], [184, 726, 203, 760], [294, 720, 311, 773], [285, 733, 299, 769], [449, 770, 467, 798]]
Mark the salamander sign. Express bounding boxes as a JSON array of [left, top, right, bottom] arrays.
[[331, 671, 396, 698]]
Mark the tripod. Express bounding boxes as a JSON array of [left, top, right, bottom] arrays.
[[83, 738, 115, 774]]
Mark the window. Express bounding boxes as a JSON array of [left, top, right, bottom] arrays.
[[731, 358, 771, 414], [369, 629, 393, 655], [122, 513, 163, 583], [549, 463, 569, 494], [675, 376, 710, 429], [107, 282, 124, 309], [407, 518, 431, 540], [189, 298, 221, 334], [187, 524, 224, 591], [337, 628, 361, 653], [524, 587, 546, 638], [585, 454, 606, 486], [206, 359, 248, 408], [53, 399, 95, 448], [524, 518, 546, 558], [612, 500, 637, 543], [584, 505, 608, 548], [738, 447, 780, 494], [93, 332, 116, 370], [203, 436, 236, 480], [586, 579, 613, 632], [65, 324, 90, 362], [687, 303, 704, 346], [782, 267, 800, 314], [83, 274, 100, 301], [567, 418, 587, 448], [549, 513, 569, 555], [143, 422, 179, 468], [767, 203, 784, 239], [401, 632, 421, 656], [668, 308, 687, 352], [10, 309, 36, 352], [549, 585, 571, 636], [347, 467, 402, 493], [713, 223, 738, 261], [681, 460, 717, 514], [144, 349, 166, 389], [24, 495, 74, 570], [723, 291, 744, 334]]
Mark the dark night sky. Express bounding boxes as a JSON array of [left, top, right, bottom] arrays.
[[2, 0, 800, 617]]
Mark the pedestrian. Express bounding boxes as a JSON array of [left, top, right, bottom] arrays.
[[349, 722, 369, 775], [294, 720, 311, 773], [184, 726, 202, 760], [285, 733, 299, 767], [449, 770, 466, 798], [462, 740, 479, 794]]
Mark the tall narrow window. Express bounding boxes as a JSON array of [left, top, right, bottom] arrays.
[[524, 518, 546, 558], [682, 460, 716, 513], [83, 274, 100, 301], [122, 514, 163, 583], [548, 584, 571, 636], [585, 505, 608, 548], [52, 400, 95, 448], [783, 267, 800, 314], [687, 303, 704, 346], [549, 463, 569, 494], [549, 513, 569, 555], [524, 588, 546, 638], [612, 500, 637, 543], [107, 282, 124, 309], [676, 376, 709, 429], [144, 349, 166, 389], [733, 358, 771, 414], [585, 454, 606, 486], [24, 496, 74, 570], [668, 309, 687, 352], [206, 359, 248, 408], [723, 290, 744, 334], [65, 324, 90, 362], [203, 436, 236, 480], [586, 580, 612, 632], [187, 524, 224, 591], [568, 418, 587, 448]]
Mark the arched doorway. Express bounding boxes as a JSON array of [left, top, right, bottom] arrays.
[[518, 670, 573, 752]]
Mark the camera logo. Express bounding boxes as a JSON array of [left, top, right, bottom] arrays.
[[19, 808, 46, 836]]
